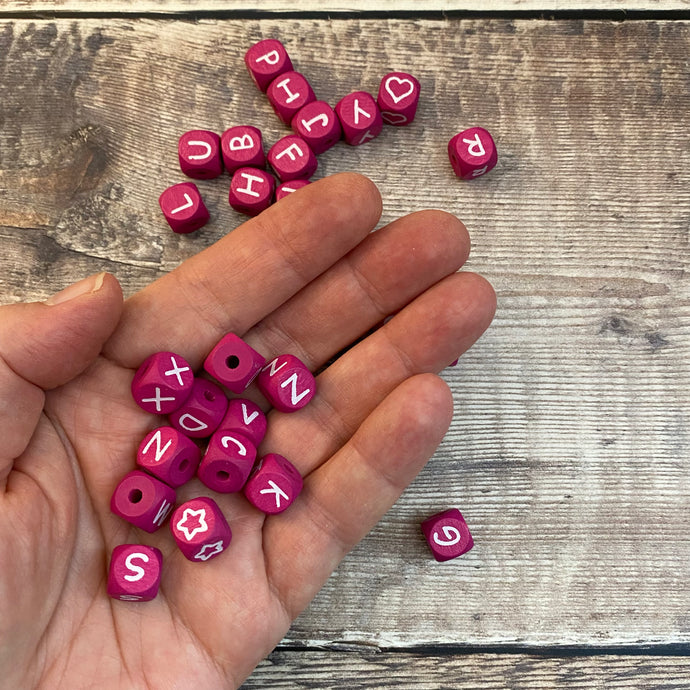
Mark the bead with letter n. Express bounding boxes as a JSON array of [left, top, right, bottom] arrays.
[[257, 354, 316, 413], [136, 425, 201, 488]]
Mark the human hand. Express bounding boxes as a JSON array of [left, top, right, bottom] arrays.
[[0, 173, 495, 688]]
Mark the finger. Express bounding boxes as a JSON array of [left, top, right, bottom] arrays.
[[104, 173, 382, 368], [244, 209, 471, 371], [261, 271, 496, 475], [0, 273, 123, 487], [265, 373, 453, 616]]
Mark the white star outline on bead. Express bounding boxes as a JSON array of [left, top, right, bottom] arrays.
[[194, 540, 225, 561], [176, 507, 209, 541]]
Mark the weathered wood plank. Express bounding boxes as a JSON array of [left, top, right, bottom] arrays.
[[242, 651, 690, 688], [0, 18, 688, 653]]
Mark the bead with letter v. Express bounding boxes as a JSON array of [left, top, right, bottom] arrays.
[[218, 398, 267, 447]]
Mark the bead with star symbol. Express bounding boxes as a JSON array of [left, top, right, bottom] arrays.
[[170, 496, 232, 562], [131, 351, 194, 415]]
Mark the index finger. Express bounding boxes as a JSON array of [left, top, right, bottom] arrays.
[[104, 173, 382, 368]]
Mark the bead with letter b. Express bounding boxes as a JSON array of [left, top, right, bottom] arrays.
[[245, 38, 293, 92], [178, 129, 223, 179], [203, 332, 267, 394], [131, 351, 194, 415], [136, 426, 201, 488], [170, 497, 232, 562], [110, 470, 176, 533], [221, 125, 265, 174], [448, 127, 497, 179], [268, 135, 317, 182], [257, 354, 316, 413], [107, 544, 163, 602], [159, 182, 210, 234], [377, 72, 420, 126], [243, 453, 303, 514], [229, 167, 275, 216], [198, 430, 256, 493], [335, 91, 383, 146], [421, 508, 474, 562], [168, 378, 228, 439]]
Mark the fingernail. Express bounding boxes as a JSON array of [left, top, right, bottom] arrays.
[[45, 272, 106, 305]]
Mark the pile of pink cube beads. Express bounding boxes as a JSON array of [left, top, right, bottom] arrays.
[[158, 38, 497, 233], [107, 333, 315, 601]]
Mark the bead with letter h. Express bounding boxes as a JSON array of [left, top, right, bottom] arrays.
[[131, 351, 194, 415], [136, 426, 201, 488], [168, 377, 228, 439], [229, 167, 275, 216], [292, 100, 342, 154], [110, 470, 176, 533], [421, 508, 474, 562], [448, 127, 497, 180], [107, 544, 163, 602], [170, 497, 232, 562], [178, 129, 223, 179], [257, 354, 316, 413], [335, 91, 383, 146], [377, 72, 420, 126], [267, 71, 316, 125], [245, 38, 293, 92], [268, 135, 317, 182], [221, 125, 265, 174], [159, 182, 209, 234], [244, 453, 303, 514]]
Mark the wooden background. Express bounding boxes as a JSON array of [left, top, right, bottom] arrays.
[[0, 3, 689, 688]]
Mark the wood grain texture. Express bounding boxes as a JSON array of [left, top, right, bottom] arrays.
[[0, 17, 688, 661]]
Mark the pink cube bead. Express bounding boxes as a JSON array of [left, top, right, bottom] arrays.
[[198, 430, 256, 493], [275, 179, 311, 201], [136, 426, 201, 488], [110, 470, 176, 533], [178, 129, 223, 179], [107, 544, 163, 602], [159, 182, 210, 234], [448, 127, 498, 179], [131, 351, 194, 415], [229, 167, 275, 216], [267, 71, 316, 126], [292, 100, 342, 154], [377, 72, 421, 126], [335, 91, 383, 146], [219, 398, 267, 447], [243, 453, 303, 514], [203, 332, 267, 393], [257, 354, 316, 413], [421, 508, 474, 562], [221, 125, 265, 174], [170, 496, 232, 562], [245, 38, 293, 92], [168, 378, 228, 438], [268, 135, 317, 182]]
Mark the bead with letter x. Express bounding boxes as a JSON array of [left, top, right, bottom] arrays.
[[164, 356, 191, 386], [142, 387, 176, 413]]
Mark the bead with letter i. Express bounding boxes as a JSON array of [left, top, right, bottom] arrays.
[[110, 470, 176, 533], [245, 38, 293, 92], [107, 544, 163, 602], [257, 354, 316, 413], [136, 426, 201, 488], [268, 135, 317, 182], [203, 332, 267, 394], [131, 351, 194, 415], [168, 378, 228, 439], [159, 182, 209, 234], [266, 71, 316, 125], [421, 508, 474, 562], [229, 167, 275, 216], [170, 497, 232, 562], [377, 72, 420, 126], [335, 91, 383, 146], [243, 453, 303, 514], [198, 430, 257, 493], [178, 129, 223, 179], [221, 125, 265, 174], [448, 127, 498, 180]]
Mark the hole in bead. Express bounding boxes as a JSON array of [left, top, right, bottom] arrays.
[[178, 458, 190, 473], [226, 355, 241, 370], [217, 470, 230, 481], [129, 489, 144, 504], [203, 390, 215, 402]]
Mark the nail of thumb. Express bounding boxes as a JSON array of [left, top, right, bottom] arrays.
[[44, 272, 106, 306]]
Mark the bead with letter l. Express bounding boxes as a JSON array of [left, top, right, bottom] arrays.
[[107, 544, 163, 602], [159, 182, 209, 234], [448, 127, 497, 179], [110, 470, 176, 533], [243, 453, 303, 514], [170, 497, 232, 562], [421, 508, 474, 562]]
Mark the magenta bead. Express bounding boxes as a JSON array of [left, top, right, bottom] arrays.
[[131, 351, 194, 415], [268, 135, 317, 182], [219, 398, 267, 447], [178, 129, 223, 179], [170, 497, 232, 562], [335, 91, 383, 146], [377, 72, 420, 126], [198, 430, 256, 493], [257, 354, 316, 413], [245, 38, 293, 92], [203, 332, 266, 394], [421, 508, 474, 562], [159, 182, 210, 234], [266, 71, 316, 125], [448, 127, 498, 180], [168, 378, 228, 438], [243, 453, 303, 514], [110, 470, 176, 533], [275, 179, 311, 201], [107, 544, 163, 602], [292, 100, 342, 154], [221, 125, 265, 174], [229, 167, 275, 216], [136, 426, 201, 488]]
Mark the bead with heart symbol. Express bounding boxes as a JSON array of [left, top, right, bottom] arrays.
[[377, 72, 420, 126]]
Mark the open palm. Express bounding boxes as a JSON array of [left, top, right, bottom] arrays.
[[0, 174, 495, 689]]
